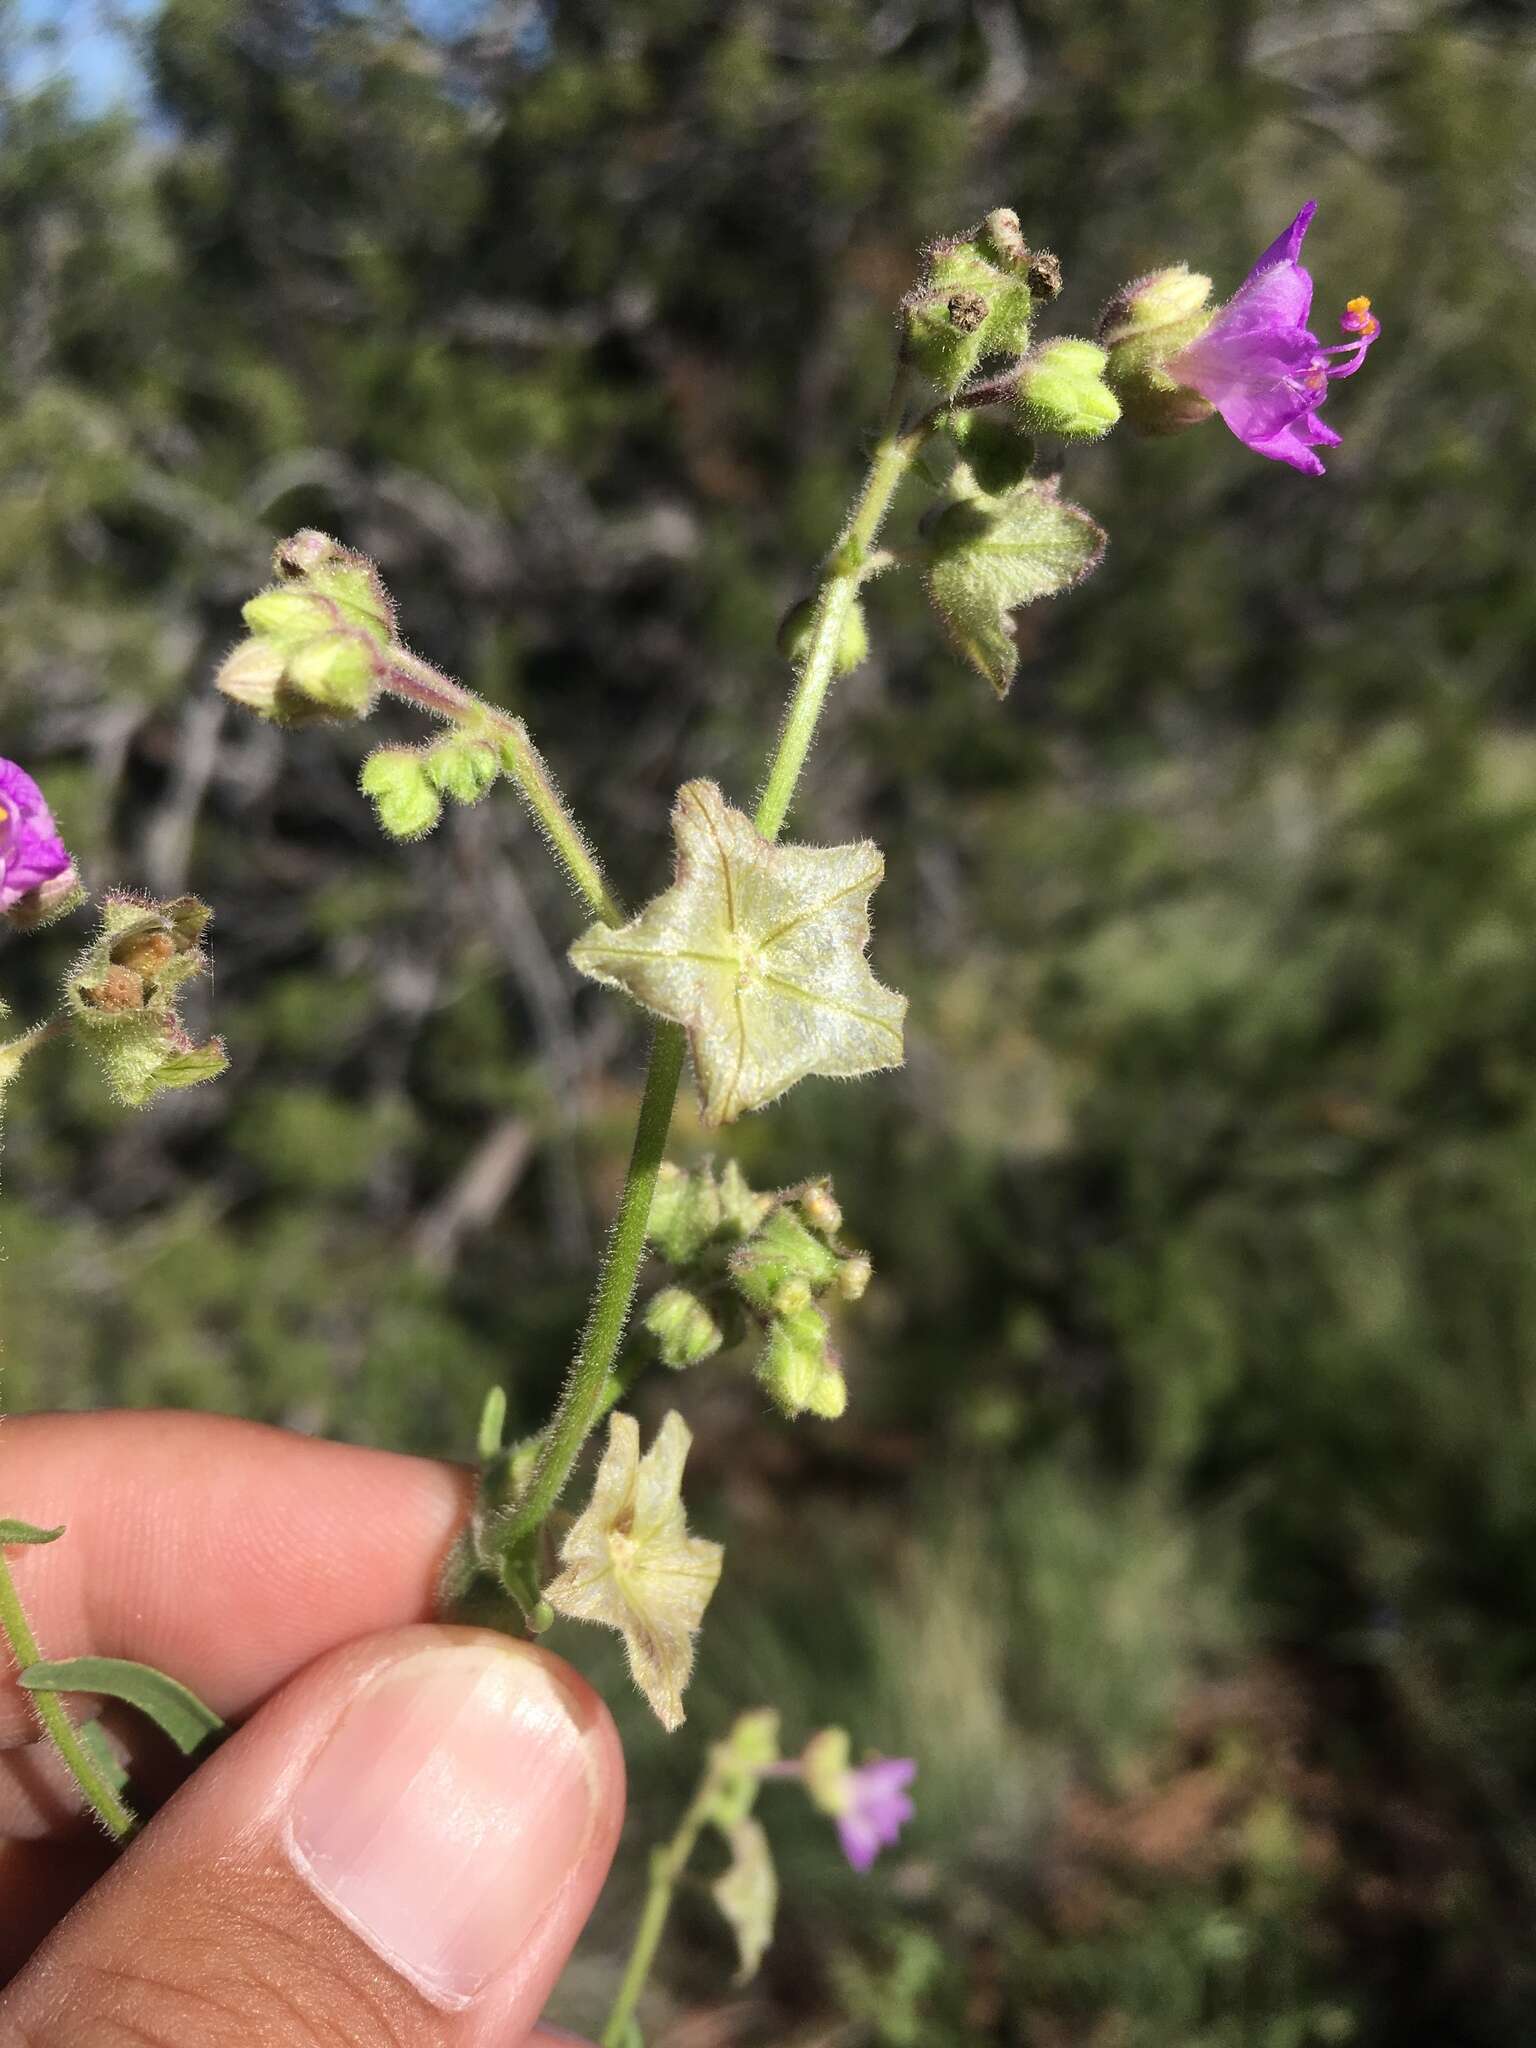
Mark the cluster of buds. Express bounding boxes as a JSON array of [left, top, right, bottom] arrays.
[[216, 531, 395, 725], [359, 732, 502, 842], [67, 893, 226, 1106], [641, 1162, 870, 1419], [218, 531, 510, 841], [902, 207, 1062, 399]]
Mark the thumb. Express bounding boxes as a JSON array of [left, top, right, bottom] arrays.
[[1, 1625, 625, 2048]]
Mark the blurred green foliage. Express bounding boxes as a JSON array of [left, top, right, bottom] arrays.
[[4, 0, 1536, 2038]]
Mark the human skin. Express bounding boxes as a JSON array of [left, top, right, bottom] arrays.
[[0, 1410, 623, 2047]]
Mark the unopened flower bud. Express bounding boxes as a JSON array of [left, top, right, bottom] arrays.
[[647, 1160, 725, 1264], [1098, 264, 1218, 437], [771, 1278, 813, 1317], [718, 1159, 772, 1239], [425, 734, 501, 805], [644, 1285, 724, 1369], [798, 1179, 843, 1238], [239, 589, 378, 717], [359, 746, 442, 841], [777, 596, 868, 677], [1015, 338, 1121, 441], [731, 1210, 840, 1312], [756, 1305, 844, 1419], [1098, 264, 1215, 355], [835, 1253, 873, 1303], [803, 1363, 848, 1419], [228, 536, 397, 724], [285, 629, 378, 711], [272, 529, 394, 642], [214, 638, 284, 712]]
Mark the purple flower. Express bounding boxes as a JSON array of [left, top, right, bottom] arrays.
[[0, 759, 74, 913], [835, 1757, 918, 1873], [1167, 202, 1380, 476]]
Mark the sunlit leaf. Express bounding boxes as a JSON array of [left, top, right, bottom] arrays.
[[571, 781, 905, 1125], [925, 480, 1105, 697]]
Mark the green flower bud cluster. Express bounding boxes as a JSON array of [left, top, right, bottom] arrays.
[[902, 207, 1062, 399], [641, 1162, 871, 1419], [358, 731, 503, 843], [216, 530, 395, 725], [65, 892, 227, 1107]]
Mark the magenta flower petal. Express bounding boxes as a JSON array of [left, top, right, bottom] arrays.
[[1244, 199, 1317, 283], [1244, 408, 1344, 476], [1167, 202, 1379, 475], [0, 759, 74, 912], [835, 1757, 917, 1873]]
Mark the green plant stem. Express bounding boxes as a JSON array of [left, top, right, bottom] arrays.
[[0, 1550, 136, 1841], [755, 361, 922, 841], [496, 359, 929, 1563], [601, 1765, 721, 2048], [382, 647, 625, 927], [495, 1019, 687, 1555]]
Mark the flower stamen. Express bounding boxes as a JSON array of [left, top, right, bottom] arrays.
[[1341, 294, 1380, 339]]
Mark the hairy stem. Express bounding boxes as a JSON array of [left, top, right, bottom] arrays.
[[382, 647, 625, 927], [0, 1550, 136, 1841], [494, 1019, 686, 1555], [755, 362, 922, 841], [495, 361, 928, 1561], [601, 1765, 720, 2047]]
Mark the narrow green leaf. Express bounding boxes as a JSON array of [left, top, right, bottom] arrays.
[[20, 1657, 224, 1755], [0, 1518, 65, 1546]]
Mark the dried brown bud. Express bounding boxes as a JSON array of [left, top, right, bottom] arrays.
[[947, 290, 989, 335], [1027, 249, 1064, 300]]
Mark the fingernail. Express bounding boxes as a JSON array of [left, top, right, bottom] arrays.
[[289, 1642, 602, 2007]]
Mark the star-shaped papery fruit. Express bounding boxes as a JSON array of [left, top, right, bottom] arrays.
[[570, 780, 906, 1125], [542, 1410, 723, 1731]]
